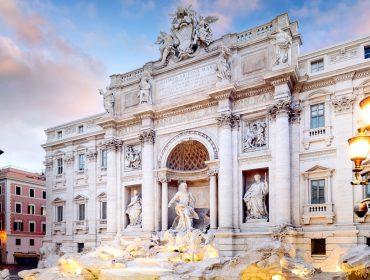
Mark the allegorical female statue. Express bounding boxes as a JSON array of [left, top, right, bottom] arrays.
[[138, 70, 152, 104], [126, 189, 142, 227], [243, 173, 269, 221], [168, 181, 199, 232]]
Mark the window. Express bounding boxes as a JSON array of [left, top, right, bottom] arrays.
[[78, 204, 85, 221], [311, 59, 324, 73], [15, 185, 21, 195], [365, 46, 370, 59], [0, 186, 2, 194], [28, 204, 35, 215], [29, 221, 35, 232], [311, 239, 326, 255], [42, 223, 46, 233], [78, 154, 85, 171], [57, 131, 62, 139], [42, 191, 46, 199], [30, 239, 35, 246], [311, 179, 325, 204], [0, 220, 3, 230], [310, 103, 325, 129], [57, 158, 63, 174], [0, 203, 2, 213], [29, 188, 35, 197], [78, 125, 84, 133], [366, 238, 370, 246], [77, 243, 84, 253], [15, 203, 22, 213], [101, 201, 107, 220], [41, 206, 46, 216], [13, 221, 23, 231], [101, 149, 107, 169], [56, 205, 63, 222], [15, 239, 21, 246]]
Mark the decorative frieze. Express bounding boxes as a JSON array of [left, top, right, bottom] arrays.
[[242, 118, 268, 152], [139, 129, 155, 144], [124, 144, 142, 170], [331, 95, 355, 113]]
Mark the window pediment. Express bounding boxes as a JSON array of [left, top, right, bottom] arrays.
[[303, 165, 334, 178], [52, 197, 65, 204], [74, 194, 88, 202]]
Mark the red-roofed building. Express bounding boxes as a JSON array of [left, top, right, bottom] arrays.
[[0, 167, 46, 265]]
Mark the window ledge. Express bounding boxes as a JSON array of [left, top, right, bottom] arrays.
[[303, 126, 333, 150], [302, 203, 335, 225]]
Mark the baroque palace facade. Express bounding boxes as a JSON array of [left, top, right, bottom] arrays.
[[42, 8, 370, 271]]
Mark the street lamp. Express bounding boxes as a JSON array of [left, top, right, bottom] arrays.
[[348, 95, 370, 217]]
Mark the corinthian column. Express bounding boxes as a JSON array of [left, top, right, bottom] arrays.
[[217, 113, 237, 230], [269, 99, 291, 224], [86, 149, 97, 238], [140, 129, 155, 232], [104, 138, 122, 234]]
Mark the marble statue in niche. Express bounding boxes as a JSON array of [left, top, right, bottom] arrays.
[[244, 174, 269, 221], [242, 119, 267, 152], [125, 145, 141, 170], [216, 45, 231, 84], [168, 181, 199, 232], [126, 189, 142, 227], [99, 88, 115, 114], [273, 27, 291, 66], [138, 70, 153, 104]]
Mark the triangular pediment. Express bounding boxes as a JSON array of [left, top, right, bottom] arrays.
[[73, 194, 88, 201], [52, 197, 65, 203], [97, 192, 107, 199], [304, 165, 332, 173]]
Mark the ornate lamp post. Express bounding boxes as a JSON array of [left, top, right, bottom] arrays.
[[348, 96, 370, 217]]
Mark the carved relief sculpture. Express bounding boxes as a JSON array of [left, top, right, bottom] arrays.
[[138, 70, 153, 104], [216, 45, 232, 84], [126, 190, 142, 227], [243, 174, 269, 221], [242, 119, 267, 152], [273, 28, 291, 66], [125, 145, 141, 170], [99, 88, 115, 114], [155, 6, 218, 64], [168, 181, 199, 232], [331, 95, 355, 113]]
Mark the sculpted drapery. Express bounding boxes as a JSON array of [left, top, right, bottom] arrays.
[[243, 174, 269, 220]]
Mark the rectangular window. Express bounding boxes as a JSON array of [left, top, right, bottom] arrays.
[[57, 131, 62, 139], [78, 204, 85, 221], [28, 205, 35, 215], [15, 185, 21, 195], [101, 201, 107, 220], [0, 220, 3, 230], [13, 221, 23, 231], [42, 223, 46, 233], [311, 179, 325, 204], [29, 222, 35, 232], [311, 59, 324, 73], [30, 239, 35, 246], [0, 203, 2, 213], [42, 191, 46, 199], [0, 186, 2, 194], [56, 205, 63, 222], [365, 174, 370, 198], [77, 243, 84, 253], [311, 239, 326, 255], [41, 206, 46, 216], [78, 125, 84, 133], [365, 46, 370, 59], [310, 103, 325, 129], [15, 239, 21, 246], [78, 154, 85, 171], [101, 149, 107, 169], [366, 238, 370, 246], [29, 188, 35, 197], [15, 203, 22, 213], [57, 158, 63, 174]]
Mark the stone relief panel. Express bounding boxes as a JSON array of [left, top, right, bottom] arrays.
[[123, 91, 140, 108], [243, 168, 269, 223], [242, 50, 267, 75], [124, 144, 142, 171], [242, 118, 268, 153]]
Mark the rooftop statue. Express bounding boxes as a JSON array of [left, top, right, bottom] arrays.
[[156, 6, 218, 65]]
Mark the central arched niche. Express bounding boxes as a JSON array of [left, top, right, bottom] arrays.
[[166, 140, 209, 171]]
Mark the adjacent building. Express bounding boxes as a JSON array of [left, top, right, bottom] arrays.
[[42, 8, 370, 272], [0, 167, 46, 264]]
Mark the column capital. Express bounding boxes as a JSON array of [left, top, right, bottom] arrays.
[[268, 98, 292, 118], [207, 168, 219, 176], [103, 138, 123, 151], [86, 150, 98, 161], [64, 153, 75, 166], [139, 129, 155, 144], [331, 95, 355, 113], [217, 113, 240, 128], [158, 175, 169, 184]]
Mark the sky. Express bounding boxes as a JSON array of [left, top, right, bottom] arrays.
[[0, 0, 370, 173]]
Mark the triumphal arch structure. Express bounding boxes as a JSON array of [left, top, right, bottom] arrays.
[[43, 5, 370, 269]]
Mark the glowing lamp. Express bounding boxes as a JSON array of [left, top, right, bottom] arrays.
[[348, 134, 370, 170], [360, 96, 370, 131]]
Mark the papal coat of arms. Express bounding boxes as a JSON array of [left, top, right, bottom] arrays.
[[156, 6, 218, 64]]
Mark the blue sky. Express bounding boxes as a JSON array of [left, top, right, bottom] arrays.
[[0, 0, 370, 172]]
